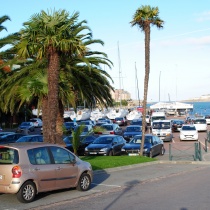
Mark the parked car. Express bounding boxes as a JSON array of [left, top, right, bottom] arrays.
[[130, 119, 148, 131], [74, 125, 94, 136], [113, 117, 127, 126], [204, 115, 210, 125], [0, 133, 26, 144], [64, 135, 97, 155], [95, 123, 123, 135], [77, 120, 95, 126], [171, 119, 185, 132], [85, 135, 126, 156], [0, 143, 93, 203], [0, 132, 15, 137], [193, 118, 207, 132], [123, 125, 142, 142], [121, 134, 165, 158], [16, 135, 43, 143], [16, 122, 35, 133], [179, 124, 198, 141], [64, 122, 78, 133], [29, 118, 43, 127]]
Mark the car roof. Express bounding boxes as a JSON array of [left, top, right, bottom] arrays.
[[0, 142, 63, 150]]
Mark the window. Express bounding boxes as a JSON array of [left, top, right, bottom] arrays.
[[50, 147, 75, 164], [0, 147, 19, 164], [28, 147, 51, 165]]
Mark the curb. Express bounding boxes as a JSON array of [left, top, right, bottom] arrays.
[[93, 160, 210, 175]]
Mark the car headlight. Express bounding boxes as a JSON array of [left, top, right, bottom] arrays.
[[143, 148, 148, 152], [121, 148, 125, 151], [100, 148, 108, 152], [85, 147, 88, 151]]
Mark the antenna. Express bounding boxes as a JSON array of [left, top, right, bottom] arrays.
[[135, 62, 140, 106], [117, 41, 122, 107]]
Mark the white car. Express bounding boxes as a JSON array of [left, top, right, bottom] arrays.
[[205, 115, 210, 125], [193, 118, 207, 132], [179, 124, 198, 141], [29, 118, 43, 127]]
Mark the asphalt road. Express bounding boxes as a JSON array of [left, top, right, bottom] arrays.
[[1, 162, 209, 210]]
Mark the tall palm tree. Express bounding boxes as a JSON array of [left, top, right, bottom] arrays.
[[130, 5, 164, 156], [14, 10, 93, 143]]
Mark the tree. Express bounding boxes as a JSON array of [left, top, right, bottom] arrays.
[[130, 5, 164, 156], [15, 10, 93, 143]]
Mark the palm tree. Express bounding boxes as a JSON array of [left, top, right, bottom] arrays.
[[14, 10, 93, 143], [130, 5, 164, 156]]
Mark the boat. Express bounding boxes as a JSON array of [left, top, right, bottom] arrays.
[[90, 108, 109, 121], [69, 108, 91, 121], [126, 109, 142, 121], [106, 108, 129, 120]]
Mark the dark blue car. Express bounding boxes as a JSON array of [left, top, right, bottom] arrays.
[[64, 135, 96, 156], [123, 125, 142, 142], [121, 134, 165, 158], [85, 135, 126, 156]]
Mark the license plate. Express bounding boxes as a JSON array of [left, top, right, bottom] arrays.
[[89, 152, 97, 154], [128, 153, 138, 156]]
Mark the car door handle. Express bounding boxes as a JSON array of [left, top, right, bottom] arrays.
[[33, 167, 41, 171], [55, 167, 61, 170]]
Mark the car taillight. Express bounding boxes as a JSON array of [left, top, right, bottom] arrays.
[[110, 131, 114, 134], [98, 132, 102, 134], [12, 166, 22, 178]]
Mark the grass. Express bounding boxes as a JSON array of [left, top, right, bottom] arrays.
[[81, 156, 157, 171]]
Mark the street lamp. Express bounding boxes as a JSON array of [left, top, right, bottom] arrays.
[[159, 71, 161, 102], [24, 104, 27, 122]]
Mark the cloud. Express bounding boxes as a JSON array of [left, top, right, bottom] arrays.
[[195, 11, 210, 22]]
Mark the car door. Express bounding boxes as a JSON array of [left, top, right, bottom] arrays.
[[112, 137, 120, 155], [28, 147, 56, 192], [151, 136, 159, 156], [49, 146, 79, 189]]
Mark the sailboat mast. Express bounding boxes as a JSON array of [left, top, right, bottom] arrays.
[[117, 41, 122, 108], [135, 62, 140, 106]]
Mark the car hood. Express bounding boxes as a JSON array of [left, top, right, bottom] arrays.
[[87, 143, 111, 149], [122, 143, 151, 149], [181, 131, 197, 135]]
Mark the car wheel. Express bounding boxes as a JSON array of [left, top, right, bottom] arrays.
[[160, 146, 165, 155], [17, 181, 36, 203], [149, 150, 153, 158], [76, 173, 91, 191]]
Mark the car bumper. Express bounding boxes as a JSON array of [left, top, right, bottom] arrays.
[[0, 181, 21, 194]]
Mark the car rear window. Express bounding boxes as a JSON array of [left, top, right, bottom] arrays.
[[0, 147, 19, 164]]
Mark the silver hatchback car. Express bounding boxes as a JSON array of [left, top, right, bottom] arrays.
[[0, 143, 93, 203]]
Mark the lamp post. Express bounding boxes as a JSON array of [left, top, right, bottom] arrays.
[[159, 71, 161, 102], [24, 104, 27, 122]]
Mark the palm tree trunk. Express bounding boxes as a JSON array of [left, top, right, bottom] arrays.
[[42, 96, 49, 142], [140, 23, 150, 156], [47, 47, 59, 143], [56, 100, 65, 145]]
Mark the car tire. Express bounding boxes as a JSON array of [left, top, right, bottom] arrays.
[[160, 146, 165, 155], [17, 181, 36, 203], [76, 173, 91, 191], [149, 150, 153, 158]]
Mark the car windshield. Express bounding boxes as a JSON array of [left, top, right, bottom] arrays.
[[115, 118, 123, 121], [93, 137, 113, 144], [152, 116, 165, 121], [125, 126, 141, 132], [153, 122, 170, 129], [182, 126, 196, 131], [194, 119, 206, 124], [173, 120, 184, 125], [130, 136, 152, 144], [0, 147, 19, 164], [21, 122, 31, 126], [130, 120, 142, 125]]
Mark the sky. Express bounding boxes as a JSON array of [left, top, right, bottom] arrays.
[[1, 0, 210, 103]]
